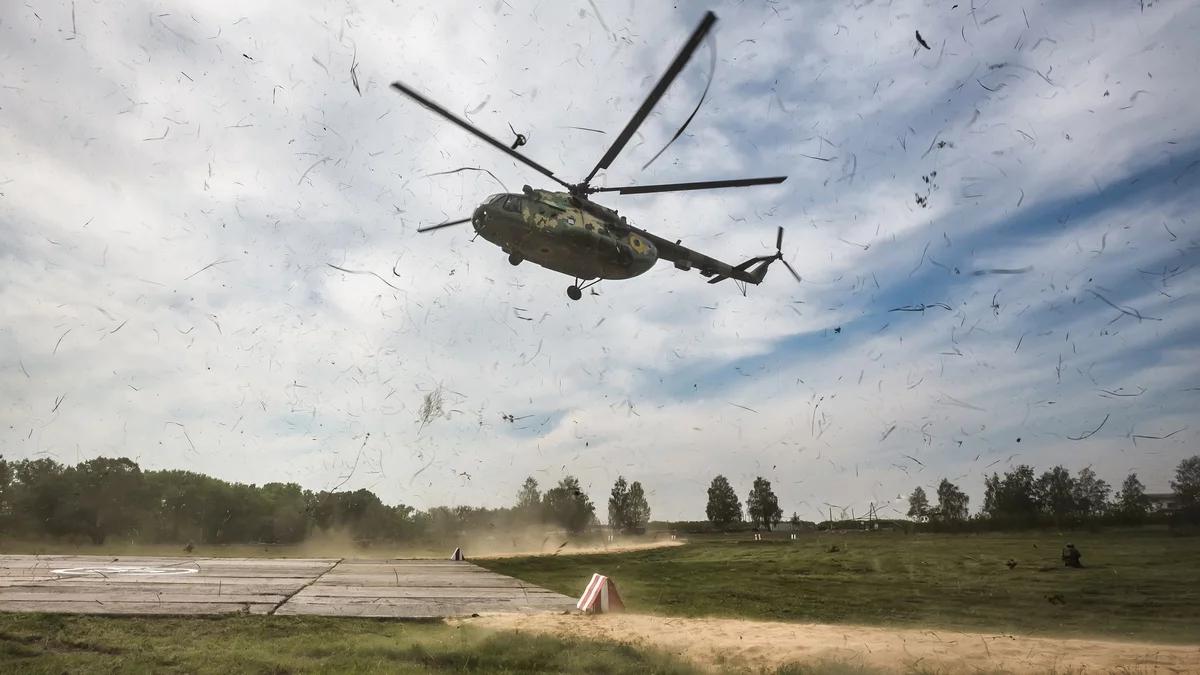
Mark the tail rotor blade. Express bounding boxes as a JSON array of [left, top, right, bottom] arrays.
[[776, 226, 784, 252], [781, 259, 802, 284], [417, 217, 471, 233]]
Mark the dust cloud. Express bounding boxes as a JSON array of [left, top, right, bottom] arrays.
[[298, 527, 681, 560], [0, 528, 680, 561]]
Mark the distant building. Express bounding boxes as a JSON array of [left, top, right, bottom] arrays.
[[1146, 493, 1182, 513]]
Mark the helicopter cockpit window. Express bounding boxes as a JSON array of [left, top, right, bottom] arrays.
[[501, 196, 522, 213]]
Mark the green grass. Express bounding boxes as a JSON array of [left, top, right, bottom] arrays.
[[0, 613, 888, 674], [479, 529, 1200, 643], [0, 613, 710, 674]]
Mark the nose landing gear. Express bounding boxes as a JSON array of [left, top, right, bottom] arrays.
[[508, 253, 522, 266]]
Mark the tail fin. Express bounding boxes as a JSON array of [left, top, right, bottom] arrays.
[[706, 255, 771, 285], [747, 258, 774, 284]]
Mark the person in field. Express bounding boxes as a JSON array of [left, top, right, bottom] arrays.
[[1062, 543, 1083, 568]]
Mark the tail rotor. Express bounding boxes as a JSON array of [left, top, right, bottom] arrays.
[[746, 226, 800, 284], [710, 226, 802, 287], [774, 226, 802, 283]]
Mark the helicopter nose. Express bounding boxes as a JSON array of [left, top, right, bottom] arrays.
[[472, 205, 487, 231]]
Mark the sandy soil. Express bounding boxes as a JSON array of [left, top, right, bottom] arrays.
[[468, 613, 1200, 673], [471, 538, 684, 559]]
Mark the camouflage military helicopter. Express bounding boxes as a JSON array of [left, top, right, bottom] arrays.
[[393, 11, 800, 300]]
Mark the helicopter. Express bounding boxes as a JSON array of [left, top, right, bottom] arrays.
[[393, 11, 801, 301]]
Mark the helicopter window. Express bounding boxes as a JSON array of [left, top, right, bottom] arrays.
[[501, 196, 522, 213], [585, 223, 594, 231], [566, 217, 576, 225]]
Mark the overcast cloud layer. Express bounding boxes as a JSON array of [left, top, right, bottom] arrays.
[[2, 0, 1198, 521]]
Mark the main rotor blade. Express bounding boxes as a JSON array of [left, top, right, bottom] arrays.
[[417, 217, 471, 233], [589, 175, 787, 195], [390, 81, 572, 191], [580, 11, 717, 186]]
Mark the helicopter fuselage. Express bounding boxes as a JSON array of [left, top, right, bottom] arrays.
[[472, 189, 657, 281]]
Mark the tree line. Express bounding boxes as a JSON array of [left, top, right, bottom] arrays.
[[695, 459, 1200, 533], [905, 456, 1200, 530], [0, 456, 422, 545], [0, 455, 654, 546], [3, 454, 1196, 545]]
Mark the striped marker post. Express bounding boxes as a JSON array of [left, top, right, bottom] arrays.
[[577, 573, 625, 614], [450, 547, 465, 561]]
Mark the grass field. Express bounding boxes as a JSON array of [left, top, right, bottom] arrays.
[[0, 613, 890, 674], [3, 529, 1196, 672], [480, 528, 1200, 643], [0, 613, 711, 674]]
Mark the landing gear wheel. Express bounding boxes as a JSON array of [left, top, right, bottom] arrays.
[[508, 253, 522, 266], [567, 285, 582, 301]]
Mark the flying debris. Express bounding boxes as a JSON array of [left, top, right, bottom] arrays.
[[508, 123, 527, 150], [393, 11, 794, 301]]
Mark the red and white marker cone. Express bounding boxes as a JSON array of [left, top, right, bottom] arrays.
[[577, 573, 624, 614]]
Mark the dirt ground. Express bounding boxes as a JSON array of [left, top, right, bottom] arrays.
[[467, 613, 1200, 674], [472, 538, 683, 559]]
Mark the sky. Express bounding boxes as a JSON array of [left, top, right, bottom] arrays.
[[2, 0, 1198, 522]]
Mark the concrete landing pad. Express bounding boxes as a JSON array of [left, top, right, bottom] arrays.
[[0, 555, 577, 618]]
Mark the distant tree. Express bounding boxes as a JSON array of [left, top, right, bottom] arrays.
[[982, 473, 1000, 516], [705, 475, 742, 527], [625, 481, 651, 532], [423, 506, 460, 538], [1036, 466, 1078, 523], [260, 482, 309, 543], [907, 487, 931, 521], [983, 465, 1040, 525], [0, 457, 11, 530], [9, 458, 72, 537], [608, 476, 629, 529], [543, 476, 595, 534], [145, 469, 227, 543], [935, 479, 969, 521], [516, 477, 542, 519], [1172, 456, 1200, 507], [1115, 473, 1151, 523], [1072, 467, 1112, 519], [746, 477, 783, 531], [68, 457, 151, 544]]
